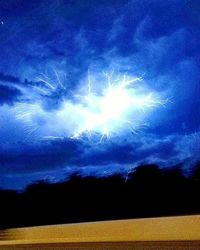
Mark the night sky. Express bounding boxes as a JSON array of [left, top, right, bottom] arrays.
[[0, 0, 199, 190]]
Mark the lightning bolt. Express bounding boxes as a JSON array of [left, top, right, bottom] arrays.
[[14, 69, 170, 142]]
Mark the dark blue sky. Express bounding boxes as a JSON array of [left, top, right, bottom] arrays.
[[0, 0, 199, 190]]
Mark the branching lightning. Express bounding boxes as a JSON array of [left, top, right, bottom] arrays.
[[71, 71, 169, 140], [15, 69, 170, 141]]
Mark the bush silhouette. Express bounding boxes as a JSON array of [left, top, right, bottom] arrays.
[[0, 163, 200, 229]]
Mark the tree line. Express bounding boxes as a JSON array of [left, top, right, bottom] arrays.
[[1, 163, 200, 229]]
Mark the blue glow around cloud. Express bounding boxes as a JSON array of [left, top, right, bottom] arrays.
[[0, 0, 199, 189]]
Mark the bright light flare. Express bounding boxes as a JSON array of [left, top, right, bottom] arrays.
[[14, 69, 169, 141], [72, 71, 169, 139]]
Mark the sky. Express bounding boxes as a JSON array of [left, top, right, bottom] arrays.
[[0, 0, 199, 190]]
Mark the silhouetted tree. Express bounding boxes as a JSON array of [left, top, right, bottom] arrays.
[[0, 163, 200, 229]]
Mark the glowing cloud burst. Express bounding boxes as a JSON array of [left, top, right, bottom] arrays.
[[14, 70, 169, 141], [71, 71, 168, 140]]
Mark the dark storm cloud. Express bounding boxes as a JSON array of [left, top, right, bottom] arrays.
[[0, 72, 20, 83], [0, 72, 23, 104], [73, 134, 188, 168], [0, 84, 21, 105], [0, 138, 81, 174], [0, 132, 197, 175], [0, 0, 199, 189], [0, 0, 198, 97], [0, 1, 186, 72]]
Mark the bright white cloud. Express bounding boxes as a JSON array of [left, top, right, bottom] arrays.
[[13, 70, 168, 141]]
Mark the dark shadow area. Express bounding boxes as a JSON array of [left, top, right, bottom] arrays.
[[0, 163, 200, 229]]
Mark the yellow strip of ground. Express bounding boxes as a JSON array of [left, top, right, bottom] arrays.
[[0, 215, 200, 245]]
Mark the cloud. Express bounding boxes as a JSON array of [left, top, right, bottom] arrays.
[[0, 85, 21, 105], [0, 0, 199, 189], [0, 72, 20, 83], [0, 131, 199, 176], [0, 137, 82, 174]]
